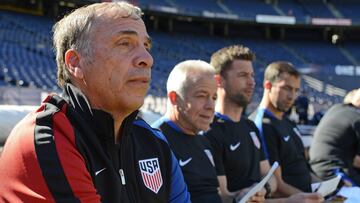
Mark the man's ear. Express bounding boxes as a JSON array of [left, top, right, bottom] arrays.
[[214, 74, 223, 87], [168, 91, 178, 105], [65, 49, 84, 79], [264, 80, 272, 90]]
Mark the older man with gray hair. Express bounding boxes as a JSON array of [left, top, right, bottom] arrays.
[[153, 60, 222, 203], [0, 2, 190, 202], [153, 60, 265, 203]]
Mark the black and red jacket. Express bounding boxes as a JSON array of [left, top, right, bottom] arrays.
[[0, 83, 190, 203]]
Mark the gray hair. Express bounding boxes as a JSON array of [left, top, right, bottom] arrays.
[[344, 89, 358, 104], [53, 1, 143, 88], [344, 88, 360, 107], [166, 60, 215, 98]]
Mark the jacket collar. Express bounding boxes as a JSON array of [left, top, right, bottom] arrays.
[[62, 83, 138, 142]]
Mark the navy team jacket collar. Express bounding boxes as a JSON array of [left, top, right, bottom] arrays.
[[260, 107, 280, 120], [154, 116, 202, 136], [62, 83, 138, 141], [153, 116, 184, 133], [214, 112, 234, 122]]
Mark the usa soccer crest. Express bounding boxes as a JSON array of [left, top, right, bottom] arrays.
[[139, 158, 163, 194], [250, 131, 261, 149]]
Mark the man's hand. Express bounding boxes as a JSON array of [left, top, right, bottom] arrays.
[[246, 188, 266, 203], [285, 192, 324, 203], [353, 155, 360, 169], [342, 179, 353, 187], [235, 187, 266, 203]]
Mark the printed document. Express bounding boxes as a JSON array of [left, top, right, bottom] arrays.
[[238, 162, 278, 203]]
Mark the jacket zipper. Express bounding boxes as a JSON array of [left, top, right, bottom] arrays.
[[119, 112, 139, 203], [120, 132, 137, 203], [119, 169, 126, 185]]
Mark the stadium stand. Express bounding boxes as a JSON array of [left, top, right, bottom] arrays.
[[0, 10, 57, 91], [138, 0, 170, 8], [285, 40, 351, 65], [297, 0, 335, 18], [276, 0, 307, 19], [0, 0, 359, 109], [331, 0, 360, 23], [174, 0, 224, 15], [224, 0, 277, 19], [346, 43, 360, 62]]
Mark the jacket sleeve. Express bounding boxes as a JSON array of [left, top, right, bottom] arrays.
[[34, 106, 101, 203], [349, 119, 360, 185], [355, 120, 360, 155], [168, 151, 191, 203]]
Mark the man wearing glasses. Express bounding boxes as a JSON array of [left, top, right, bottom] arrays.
[[249, 61, 317, 196]]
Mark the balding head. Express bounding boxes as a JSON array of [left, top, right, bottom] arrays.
[[166, 60, 216, 98], [165, 60, 217, 135], [346, 88, 360, 107]]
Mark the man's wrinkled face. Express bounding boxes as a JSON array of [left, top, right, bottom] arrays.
[[81, 10, 153, 114], [176, 72, 217, 134]]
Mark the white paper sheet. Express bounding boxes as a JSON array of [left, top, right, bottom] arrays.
[[238, 162, 278, 203], [311, 175, 341, 197]]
